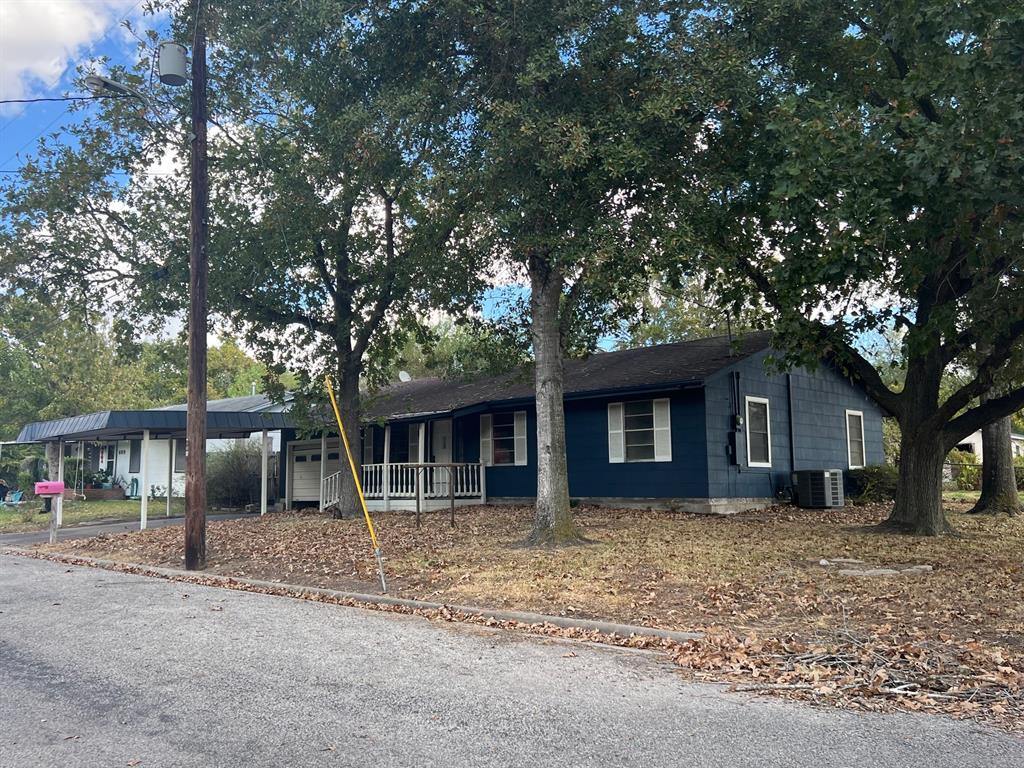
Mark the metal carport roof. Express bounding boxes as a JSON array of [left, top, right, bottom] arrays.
[[15, 402, 293, 444]]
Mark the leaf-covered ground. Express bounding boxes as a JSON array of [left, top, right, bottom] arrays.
[[34, 502, 1024, 731]]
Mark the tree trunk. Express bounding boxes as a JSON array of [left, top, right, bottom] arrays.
[[525, 254, 583, 546], [332, 358, 362, 520], [970, 411, 1021, 516], [886, 424, 952, 535]]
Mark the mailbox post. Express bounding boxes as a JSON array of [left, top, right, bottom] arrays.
[[35, 481, 65, 545]]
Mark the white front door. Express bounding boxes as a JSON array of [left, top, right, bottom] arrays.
[[432, 420, 452, 495]]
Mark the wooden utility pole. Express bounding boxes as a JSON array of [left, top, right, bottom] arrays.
[[185, 1, 208, 570]]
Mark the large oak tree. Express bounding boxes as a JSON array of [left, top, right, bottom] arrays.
[[673, 0, 1024, 534], [458, 0, 690, 543]]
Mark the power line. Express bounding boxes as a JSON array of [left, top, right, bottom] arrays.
[[0, 96, 108, 105], [0, 104, 73, 171]]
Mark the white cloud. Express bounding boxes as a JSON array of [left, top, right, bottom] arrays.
[[0, 0, 139, 113]]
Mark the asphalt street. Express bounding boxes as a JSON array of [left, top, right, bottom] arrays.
[[1, 554, 1021, 767], [0, 512, 252, 547]]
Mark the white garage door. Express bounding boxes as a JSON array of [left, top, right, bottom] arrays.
[[291, 445, 342, 502]]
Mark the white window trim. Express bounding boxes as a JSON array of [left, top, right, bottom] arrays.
[[484, 411, 527, 467], [745, 396, 772, 468], [846, 409, 866, 469], [610, 398, 673, 464]]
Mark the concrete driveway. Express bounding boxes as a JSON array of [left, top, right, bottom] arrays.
[[0, 554, 1020, 767], [0, 511, 252, 547]]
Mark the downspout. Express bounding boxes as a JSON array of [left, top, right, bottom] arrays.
[[787, 373, 796, 469]]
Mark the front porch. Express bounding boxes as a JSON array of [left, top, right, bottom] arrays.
[[322, 461, 486, 512]]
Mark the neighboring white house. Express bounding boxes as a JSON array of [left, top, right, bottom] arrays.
[[59, 394, 289, 499], [954, 429, 1024, 463]]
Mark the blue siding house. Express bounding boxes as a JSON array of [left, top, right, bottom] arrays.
[[295, 333, 884, 514]]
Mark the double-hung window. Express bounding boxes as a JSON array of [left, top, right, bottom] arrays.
[[480, 411, 528, 466], [745, 396, 771, 468], [608, 399, 671, 463], [492, 412, 516, 465], [846, 410, 866, 469]]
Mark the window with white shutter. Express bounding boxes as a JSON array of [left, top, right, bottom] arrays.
[[611, 399, 673, 463], [653, 398, 672, 462], [513, 411, 528, 465], [607, 402, 625, 463]]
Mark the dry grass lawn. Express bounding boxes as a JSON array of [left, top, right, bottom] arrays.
[[31, 500, 1024, 730], [37, 501, 1024, 646]]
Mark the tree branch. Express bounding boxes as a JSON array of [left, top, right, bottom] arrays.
[[311, 240, 337, 302], [945, 384, 1024, 449], [732, 254, 902, 415]]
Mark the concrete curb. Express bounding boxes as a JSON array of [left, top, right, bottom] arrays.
[[2, 548, 703, 644]]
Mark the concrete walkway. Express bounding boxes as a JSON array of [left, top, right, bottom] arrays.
[[1, 554, 1021, 767], [0, 512, 253, 547]]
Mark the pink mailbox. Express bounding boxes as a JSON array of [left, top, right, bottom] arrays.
[[35, 481, 65, 497]]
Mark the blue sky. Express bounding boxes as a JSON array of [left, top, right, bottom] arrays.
[[0, 1, 162, 176]]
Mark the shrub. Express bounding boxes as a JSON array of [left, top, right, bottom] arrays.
[[944, 449, 979, 491], [847, 464, 899, 503], [16, 471, 35, 496], [206, 442, 264, 508], [1015, 456, 1024, 491]]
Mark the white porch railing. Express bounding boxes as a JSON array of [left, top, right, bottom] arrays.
[[321, 462, 485, 510]]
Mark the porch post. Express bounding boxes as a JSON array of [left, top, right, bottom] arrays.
[[417, 421, 426, 511], [480, 460, 487, 503], [166, 438, 175, 517], [140, 429, 150, 530], [56, 440, 65, 526], [260, 429, 269, 516], [383, 424, 391, 513], [318, 432, 327, 513]]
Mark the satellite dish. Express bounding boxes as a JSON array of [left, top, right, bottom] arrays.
[[398, 370, 411, 382]]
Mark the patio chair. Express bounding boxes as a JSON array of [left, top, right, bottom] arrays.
[[0, 490, 25, 507]]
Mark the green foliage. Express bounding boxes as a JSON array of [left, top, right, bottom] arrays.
[[620, 277, 765, 348], [0, 291, 276, 440], [206, 0, 486, 411], [206, 443, 265, 508], [882, 419, 901, 467], [668, 0, 1024, 532], [946, 449, 980, 492], [847, 465, 899, 503], [465, 0, 689, 349], [391, 320, 530, 381]]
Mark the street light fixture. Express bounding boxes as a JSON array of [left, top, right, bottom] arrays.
[[85, 4, 209, 570], [83, 74, 149, 103]]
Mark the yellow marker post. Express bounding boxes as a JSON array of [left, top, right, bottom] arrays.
[[324, 376, 387, 593]]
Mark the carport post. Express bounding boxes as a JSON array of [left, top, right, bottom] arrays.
[[167, 438, 175, 516], [260, 429, 269, 515], [56, 440, 65, 526], [140, 429, 150, 530], [318, 432, 327, 512], [285, 443, 293, 510]]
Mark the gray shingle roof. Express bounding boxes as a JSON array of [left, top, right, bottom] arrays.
[[153, 394, 278, 412], [363, 331, 772, 421]]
